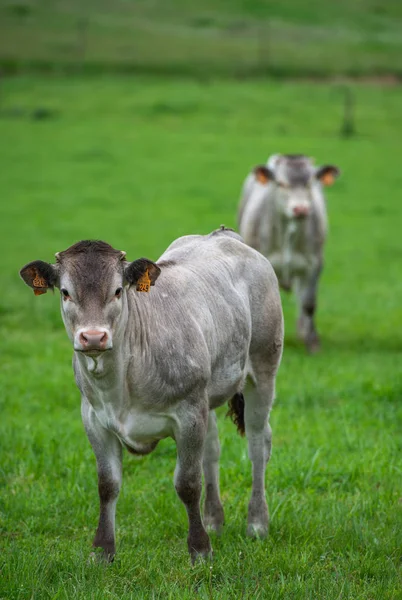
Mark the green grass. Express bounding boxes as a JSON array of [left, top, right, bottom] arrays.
[[1, 0, 402, 77], [0, 75, 402, 599]]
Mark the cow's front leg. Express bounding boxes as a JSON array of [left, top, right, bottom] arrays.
[[174, 403, 211, 563], [81, 398, 122, 561], [295, 265, 322, 353]]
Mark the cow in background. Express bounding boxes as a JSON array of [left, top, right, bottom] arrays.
[[238, 154, 340, 352]]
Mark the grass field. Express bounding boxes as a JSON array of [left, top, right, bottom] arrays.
[[0, 75, 402, 599], [1, 0, 402, 77]]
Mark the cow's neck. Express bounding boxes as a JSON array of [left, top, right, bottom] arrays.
[[272, 215, 310, 286], [274, 214, 308, 251]]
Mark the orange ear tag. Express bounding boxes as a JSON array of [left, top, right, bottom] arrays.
[[322, 172, 335, 186], [32, 273, 47, 295], [136, 269, 151, 293], [256, 172, 269, 185]]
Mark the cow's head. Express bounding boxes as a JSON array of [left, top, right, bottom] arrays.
[[253, 154, 340, 220], [20, 241, 161, 355]]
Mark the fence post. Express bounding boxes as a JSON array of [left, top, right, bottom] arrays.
[[340, 86, 356, 137]]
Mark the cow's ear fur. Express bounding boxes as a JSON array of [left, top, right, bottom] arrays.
[[316, 165, 340, 186], [20, 260, 59, 296], [253, 165, 274, 185], [124, 258, 161, 288]]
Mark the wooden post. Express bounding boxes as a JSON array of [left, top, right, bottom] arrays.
[[340, 86, 356, 137]]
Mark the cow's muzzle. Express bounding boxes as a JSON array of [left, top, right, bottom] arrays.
[[293, 205, 309, 219], [75, 328, 112, 353]]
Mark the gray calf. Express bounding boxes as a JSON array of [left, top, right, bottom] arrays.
[[239, 154, 340, 352], [20, 227, 283, 562]]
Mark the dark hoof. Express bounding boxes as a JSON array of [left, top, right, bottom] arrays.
[[188, 530, 212, 564], [190, 547, 213, 564], [90, 543, 115, 564]]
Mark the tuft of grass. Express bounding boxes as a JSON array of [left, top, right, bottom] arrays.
[[0, 75, 401, 599]]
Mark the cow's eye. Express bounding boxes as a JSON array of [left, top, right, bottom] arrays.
[[115, 287, 123, 298], [61, 289, 70, 300]]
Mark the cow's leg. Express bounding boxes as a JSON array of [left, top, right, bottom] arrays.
[[203, 410, 224, 533], [244, 369, 276, 538], [174, 403, 211, 562], [81, 398, 122, 561], [295, 264, 322, 353]]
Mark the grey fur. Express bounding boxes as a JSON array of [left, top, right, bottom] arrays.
[[19, 227, 283, 561]]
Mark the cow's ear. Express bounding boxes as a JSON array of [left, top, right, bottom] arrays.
[[20, 260, 59, 296], [316, 165, 340, 186], [253, 165, 274, 185], [124, 258, 161, 293]]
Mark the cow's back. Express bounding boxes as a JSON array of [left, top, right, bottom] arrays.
[[156, 228, 283, 367]]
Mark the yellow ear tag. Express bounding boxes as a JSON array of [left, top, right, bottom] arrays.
[[322, 172, 335, 186], [32, 273, 47, 295], [136, 269, 151, 293]]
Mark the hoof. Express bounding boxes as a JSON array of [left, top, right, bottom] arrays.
[[205, 520, 224, 536], [247, 522, 268, 539], [89, 543, 115, 564], [306, 337, 320, 354], [188, 530, 212, 564], [191, 548, 213, 565], [203, 507, 224, 536]]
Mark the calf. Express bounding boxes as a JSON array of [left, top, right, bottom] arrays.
[[238, 154, 340, 352], [20, 227, 283, 562]]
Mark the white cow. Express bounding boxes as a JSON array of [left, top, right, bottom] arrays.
[[239, 154, 340, 352], [20, 227, 283, 562]]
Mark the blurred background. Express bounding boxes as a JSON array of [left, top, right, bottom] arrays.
[[1, 0, 402, 77], [1, 2, 401, 599]]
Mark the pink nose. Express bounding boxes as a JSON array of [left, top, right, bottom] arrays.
[[293, 205, 309, 218], [79, 330, 108, 350]]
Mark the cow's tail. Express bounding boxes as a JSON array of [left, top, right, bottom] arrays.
[[226, 392, 245, 436]]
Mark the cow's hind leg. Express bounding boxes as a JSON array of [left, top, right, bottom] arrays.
[[244, 368, 276, 538], [203, 410, 224, 533], [174, 400, 212, 563], [81, 398, 122, 561]]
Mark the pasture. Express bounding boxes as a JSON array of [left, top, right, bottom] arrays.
[[0, 76, 401, 599]]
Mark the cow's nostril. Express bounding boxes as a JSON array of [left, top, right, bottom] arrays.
[[80, 332, 89, 345], [79, 330, 109, 350]]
